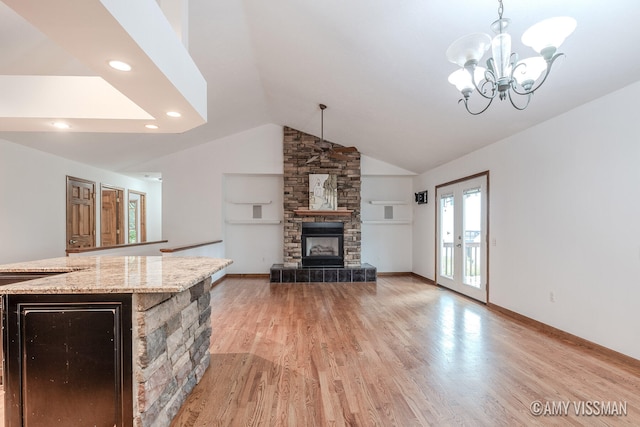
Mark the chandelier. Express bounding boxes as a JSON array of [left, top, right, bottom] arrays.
[[446, 0, 576, 115]]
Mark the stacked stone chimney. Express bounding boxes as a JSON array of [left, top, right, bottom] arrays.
[[283, 127, 361, 267]]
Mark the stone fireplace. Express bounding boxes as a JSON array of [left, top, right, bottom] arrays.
[[282, 126, 361, 268], [270, 126, 376, 283]]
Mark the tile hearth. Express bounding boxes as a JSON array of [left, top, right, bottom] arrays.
[[270, 264, 376, 283]]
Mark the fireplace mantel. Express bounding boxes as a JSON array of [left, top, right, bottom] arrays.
[[294, 209, 353, 216]]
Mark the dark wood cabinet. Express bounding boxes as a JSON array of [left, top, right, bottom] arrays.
[[3, 294, 132, 427]]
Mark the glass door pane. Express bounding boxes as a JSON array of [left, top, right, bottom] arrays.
[[440, 194, 455, 278], [463, 188, 481, 288], [128, 200, 138, 243]]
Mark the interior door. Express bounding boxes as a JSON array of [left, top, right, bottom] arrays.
[[139, 193, 146, 242], [101, 186, 124, 247], [128, 191, 147, 243], [436, 174, 488, 303], [66, 176, 96, 249]]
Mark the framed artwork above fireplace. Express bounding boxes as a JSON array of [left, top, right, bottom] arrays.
[[309, 174, 337, 210]]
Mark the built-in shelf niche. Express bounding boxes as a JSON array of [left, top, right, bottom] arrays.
[[224, 174, 283, 224], [223, 173, 284, 274], [361, 176, 413, 225]]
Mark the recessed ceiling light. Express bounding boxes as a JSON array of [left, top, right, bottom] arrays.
[[166, 111, 181, 118], [109, 60, 132, 71], [145, 124, 159, 129], [52, 122, 70, 129]]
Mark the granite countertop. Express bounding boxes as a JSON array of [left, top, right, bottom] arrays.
[[0, 256, 233, 294]]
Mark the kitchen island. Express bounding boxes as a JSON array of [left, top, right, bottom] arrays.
[[0, 255, 232, 427]]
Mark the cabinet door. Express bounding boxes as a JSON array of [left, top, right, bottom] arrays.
[[4, 296, 132, 427]]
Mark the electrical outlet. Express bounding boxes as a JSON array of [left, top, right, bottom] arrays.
[[549, 292, 555, 303]]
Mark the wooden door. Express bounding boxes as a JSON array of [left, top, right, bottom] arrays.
[[128, 191, 147, 243], [66, 176, 96, 249], [101, 186, 124, 247], [139, 193, 146, 242]]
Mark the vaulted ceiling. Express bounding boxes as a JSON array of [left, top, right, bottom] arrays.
[[1, 0, 639, 174]]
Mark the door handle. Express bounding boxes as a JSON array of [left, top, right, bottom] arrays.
[[456, 243, 462, 247], [69, 239, 77, 244]]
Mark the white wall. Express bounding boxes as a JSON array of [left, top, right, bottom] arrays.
[[136, 124, 420, 273], [412, 80, 640, 360], [361, 158, 415, 272], [224, 174, 283, 273], [0, 139, 162, 264], [161, 242, 226, 282], [133, 124, 284, 273]]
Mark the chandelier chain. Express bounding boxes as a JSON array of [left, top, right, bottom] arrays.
[[497, 0, 503, 19]]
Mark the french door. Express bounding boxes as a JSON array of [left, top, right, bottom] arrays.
[[436, 173, 488, 303]]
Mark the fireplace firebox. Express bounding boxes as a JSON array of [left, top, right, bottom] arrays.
[[301, 222, 344, 267]]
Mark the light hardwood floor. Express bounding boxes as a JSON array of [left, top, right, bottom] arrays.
[[171, 276, 640, 426]]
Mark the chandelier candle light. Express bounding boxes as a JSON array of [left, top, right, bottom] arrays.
[[446, 0, 576, 114]]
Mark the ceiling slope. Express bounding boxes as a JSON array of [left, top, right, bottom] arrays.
[[1, 0, 640, 174]]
